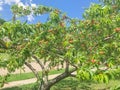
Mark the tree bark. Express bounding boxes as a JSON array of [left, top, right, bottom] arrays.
[[48, 68, 76, 87], [40, 84, 50, 90], [12, 14, 16, 23], [25, 62, 40, 81], [39, 68, 77, 90]]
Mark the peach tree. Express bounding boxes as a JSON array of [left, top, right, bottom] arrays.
[[0, 0, 120, 90]]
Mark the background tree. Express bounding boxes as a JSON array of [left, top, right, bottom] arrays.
[[0, 0, 120, 90], [0, 18, 5, 25]]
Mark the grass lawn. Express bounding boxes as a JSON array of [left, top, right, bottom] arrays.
[[1, 83, 37, 90], [51, 77, 120, 90], [2, 77, 120, 90]]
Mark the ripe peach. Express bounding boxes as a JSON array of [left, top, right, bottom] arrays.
[[91, 59, 96, 64], [114, 28, 120, 32]]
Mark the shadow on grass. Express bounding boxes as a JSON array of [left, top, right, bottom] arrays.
[[51, 78, 92, 90], [1, 83, 38, 90], [2, 87, 22, 90]]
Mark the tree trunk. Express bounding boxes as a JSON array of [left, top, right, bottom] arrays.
[[32, 56, 77, 90], [39, 83, 50, 90], [39, 68, 77, 90]]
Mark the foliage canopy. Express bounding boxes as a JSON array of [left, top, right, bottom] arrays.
[[0, 0, 120, 89]]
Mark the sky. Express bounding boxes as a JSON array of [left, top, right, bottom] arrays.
[[0, 0, 99, 23]]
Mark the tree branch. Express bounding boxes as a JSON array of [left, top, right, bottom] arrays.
[[48, 68, 77, 87], [25, 62, 40, 81], [32, 55, 45, 70], [70, 63, 78, 69], [65, 60, 69, 72], [103, 36, 113, 41], [31, 56, 49, 89]]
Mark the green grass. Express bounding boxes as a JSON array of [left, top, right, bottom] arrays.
[[6, 69, 64, 82], [51, 78, 117, 90], [2, 77, 120, 90], [1, 83, 38, 90], [7, 73, 35, 82]]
